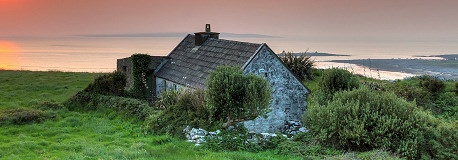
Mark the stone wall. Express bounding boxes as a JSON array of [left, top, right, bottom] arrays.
[[117, 56, 167, 97], [117, 57, 133, 90], [243, 45, 309, 133]]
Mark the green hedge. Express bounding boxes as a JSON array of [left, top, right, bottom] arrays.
[[65, 91, 154, 120], [84, 71, 126, 96]]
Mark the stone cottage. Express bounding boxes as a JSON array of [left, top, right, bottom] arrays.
[[117, 24, 310, 133]]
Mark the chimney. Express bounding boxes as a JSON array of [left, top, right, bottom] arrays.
[[195, 24, 220, 46]]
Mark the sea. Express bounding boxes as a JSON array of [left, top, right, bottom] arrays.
[[1, 35, 457, 79]]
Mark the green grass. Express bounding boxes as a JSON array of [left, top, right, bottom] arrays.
[[0, 70, 300, 159], [0, 109, 300, 159], [0, 70, 406, 159], [0, 70, 102, 109]]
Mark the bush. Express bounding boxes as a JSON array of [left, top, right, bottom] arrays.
[[320, 68, 359, 95], [205, 66, 272, 129], [315, 68, 359, 105], [455, 82, 458, 95], [387, 81, 432, 107], [279, 52, 315, 81], [419, 75, 446, 94], [434, 92, 458, 119], [0, 108, 55, 125], [304, 86, 458, 159], [65, 91, 153, 120], [84, 71, 126, 96], [0, 101, 65, 125], [145, 90, 211, 137]]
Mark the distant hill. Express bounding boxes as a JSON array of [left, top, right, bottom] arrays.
[[277, 52, 350, 57]]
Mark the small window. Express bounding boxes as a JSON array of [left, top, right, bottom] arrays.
[[122, 66, 127, 72]]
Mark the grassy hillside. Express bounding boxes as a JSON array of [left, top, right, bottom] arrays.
[[0, 70, 300, 159]]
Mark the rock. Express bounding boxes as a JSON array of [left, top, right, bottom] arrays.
[[196, 137, 206, 144], [298, 127, 307, 133], [283, 121, 307, 135], [183, 125, 192, 134], [247, 137, 258, 143]]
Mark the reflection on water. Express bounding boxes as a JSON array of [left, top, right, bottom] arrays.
[[0, 41, 20, 70], [0, 36, 180, 72], [0, 36, 456, 79]]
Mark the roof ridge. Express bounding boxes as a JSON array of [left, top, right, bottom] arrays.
[[208, 37, 262, 46]]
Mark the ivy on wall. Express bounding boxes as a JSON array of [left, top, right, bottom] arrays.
[[131, 53, 151, 99]]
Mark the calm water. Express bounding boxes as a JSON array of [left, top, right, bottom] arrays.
[[1, 35, 457, 79]]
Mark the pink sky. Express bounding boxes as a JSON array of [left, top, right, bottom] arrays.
[[1, 0, 458, 39]]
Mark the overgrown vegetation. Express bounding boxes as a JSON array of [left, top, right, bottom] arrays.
[[145, 90, 211, 136], [419, 75, 446, 95], [130, 53, 152, 98], [455, 82, 458, 95], [0, 70, 298, 159], [2, 64, 456, 159], [314, 68, 360, 106], [205, 66, 272, 129], [145, 66, 272, 136], [84, 71, 126, 96], [384, 76, 458, 120], [304, 71, 458, 159], [279, 52, 315, 81], [65, 91, 154, 120]]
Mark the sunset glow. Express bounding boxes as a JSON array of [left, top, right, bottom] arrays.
[[0, 41, 20, 70]]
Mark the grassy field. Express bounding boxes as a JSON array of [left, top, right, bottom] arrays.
[[0, 70, 102, 109], [0, 70, 302, 159]]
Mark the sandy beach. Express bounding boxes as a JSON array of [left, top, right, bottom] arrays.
[[331, 54, 458, 80]]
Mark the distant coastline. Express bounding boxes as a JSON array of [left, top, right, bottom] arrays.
[[277, 52, 350, 57], [332, 54, 458, 80]]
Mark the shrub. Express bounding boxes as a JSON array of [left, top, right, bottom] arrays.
[[154, 90, 179, 110], [205, 66, 272, 129], [279, 52, 315, 81], [315, 68, 359, 105], [387, 81, 432, 107], [418, 118, 458, 160], [65, 91, 153, 120], [455, 82, 458, 95], [84, 71, 126, 96], [145, 90, 211, 136], [304, 86, 458, 159], [0, 108, 55, 125], [0, 101, 65, 125], [320, 68, 359, 94], [419, 75, 446, 94], [434, 92, 458, 119]]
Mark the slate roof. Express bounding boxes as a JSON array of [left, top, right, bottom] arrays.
[[155, 34, 262, 89]]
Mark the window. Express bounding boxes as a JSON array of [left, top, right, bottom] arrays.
[[122, 66, 127, 72]]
